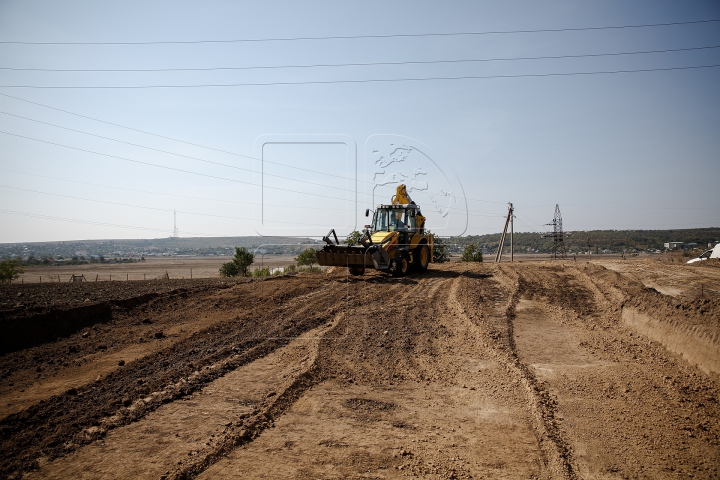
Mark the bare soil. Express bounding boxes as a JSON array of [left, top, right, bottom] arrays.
[[13, 256, 298, 284], [1, 259, 719, 479]]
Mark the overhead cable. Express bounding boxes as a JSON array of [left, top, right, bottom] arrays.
[[1, 19, 717, 45], [1, 64, 718, 89], [0, 92, 525, 206], [3, 45, 719, 71]]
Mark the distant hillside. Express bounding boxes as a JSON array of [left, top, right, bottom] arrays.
[[0, 236, 319, 259], [3, 228, 719, 259], [450, 227, 720, 254]]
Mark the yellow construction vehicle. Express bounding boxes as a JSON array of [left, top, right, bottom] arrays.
[[316, 184, 434, 276]]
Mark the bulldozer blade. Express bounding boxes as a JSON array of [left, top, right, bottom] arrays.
[[316, 245, 373, 267]]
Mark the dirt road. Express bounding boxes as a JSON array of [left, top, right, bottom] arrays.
[[1, 260, 718, 479]]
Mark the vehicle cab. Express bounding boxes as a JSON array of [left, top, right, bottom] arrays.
[[687, 244, 720, 264], [366, 204, 423, 246]]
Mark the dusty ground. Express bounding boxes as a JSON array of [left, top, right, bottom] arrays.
[[1, 258, 719, 479]]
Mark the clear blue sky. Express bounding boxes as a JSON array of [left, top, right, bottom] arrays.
[[0, 0, 718, 242]]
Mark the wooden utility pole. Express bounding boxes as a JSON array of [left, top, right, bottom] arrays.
[[495, 203, 514, 263], [510, 203, 514, 262]]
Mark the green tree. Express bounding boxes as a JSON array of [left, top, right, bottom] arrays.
[[427, 231, 450, 263], [295, 248, 318, 269], [0, 258, 24, 285], [344, 231, 363, 246], [461, 244, 483, 262], [219, 246, 255, 277]]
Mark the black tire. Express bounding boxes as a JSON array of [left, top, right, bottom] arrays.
[[392, 253, 410, 277], [415, 244, 430, 272], [348, 265, 365, 276]]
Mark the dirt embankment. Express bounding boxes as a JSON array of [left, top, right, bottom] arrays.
[[0, 261, 718, 479], [0, 279, 248, 355]]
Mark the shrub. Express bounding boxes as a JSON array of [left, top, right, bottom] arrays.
[[461, 244, 483, 262], [253, 267, 270, 277], [427, 231, 449, 263], [0, 258, 24, 285], [344, 231, 362, 246], [295, 248, 318, 269], [219, 261, 240, 277], [219, 246, 255, 277], [296, 266, 322, 273]]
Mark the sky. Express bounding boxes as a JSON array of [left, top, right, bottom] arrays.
[[0, 0, 719, 243]]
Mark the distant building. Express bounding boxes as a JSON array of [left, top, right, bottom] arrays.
[[75, 250, 88, 257], [664, 242, 684, 250], [683, 243, 697, 249]]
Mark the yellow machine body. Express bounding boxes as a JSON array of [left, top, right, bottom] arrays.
[[316, 184, 434, 276]]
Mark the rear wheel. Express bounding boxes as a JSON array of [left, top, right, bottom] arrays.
[[348, 265, 365, 276], [392, 253, 410, 277], [415, 244, 430, 272]]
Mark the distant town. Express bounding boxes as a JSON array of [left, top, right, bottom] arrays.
[[0, 236, 319, 265], [2, 227, 718, 265]]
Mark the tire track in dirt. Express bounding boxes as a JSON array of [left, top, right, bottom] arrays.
[[169, 274, 414, 479], [1, 292, 237, 420], [30, 313, 342, 480], [0, 277, 346, 479], [199, 268, 546, 479], [575, 263, 720, 376], [165, 313, 343, 480], [511, 262, 720, 478], [451, 267, 576, 480]]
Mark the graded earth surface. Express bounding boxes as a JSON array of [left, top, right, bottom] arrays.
[[1, 259, 719, 479]]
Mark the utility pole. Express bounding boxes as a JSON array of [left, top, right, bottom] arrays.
[[495, 203, 514, 263], [510, 203, 514, 262]]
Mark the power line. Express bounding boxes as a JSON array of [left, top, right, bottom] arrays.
[[0, 92, 522, 206], [0, 182, 501, 223], [516, 211, 546, 228], [0, 207, 379, 238], [0, 184, 339, 227], [519, 203, 718, 210], [0, 130, 352, 201], [0, 110, 351, 193], [0, 167, 347, 212], [2, 19, 717, 45], [2, 64, 717, 89], [15, 106, 703, 212], [4, 45, 719, 72], [0, 208, 206, 236], [513, 218, 541, 232], [0, 166, 503, 220], [0, 130, 468, 214], [0, 92, 349, 182]]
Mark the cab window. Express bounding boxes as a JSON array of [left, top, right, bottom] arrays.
[[407, 215, 418, 232]]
